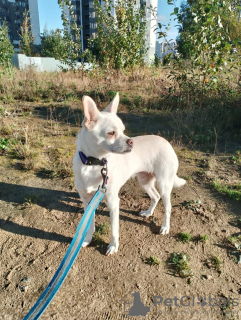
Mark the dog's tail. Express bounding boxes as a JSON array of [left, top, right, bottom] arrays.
[[173, 175, 186, 189]]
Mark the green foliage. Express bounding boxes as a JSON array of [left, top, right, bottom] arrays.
[[230, 151, 241, 164], [58, 1, 82, 69], [145, 256, 160, 266], [158, 0, 240, 109], [178, 232, 192, 243], [153, 54, 160, 67], [86, 0, 150, 69], [177, 1, 241, 57], [92, 222, 110, 247], [199, 235, 209, 242], [95, 222, 110, 236], [177, 0, 237, 58], [162, 53, 172, 66], [0, 138, 10, 151], [169, 252, 194, 278], [23, 194, 38, 208], [177, 0, 236, 86], [227, 236, 241, 263], [19, 10, 34, 56], [206, 255, 223, 272], [0, 23, 14, 69], [212, 180, 241, 201], [41, 28, 69, 60]]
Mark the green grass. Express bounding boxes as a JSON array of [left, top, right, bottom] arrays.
[[22, 194, 38, 208], [230, 151, 241, 164], [178, 232, 192, 243], [92, 222, 110, 247], [0, 138, 10, 151], [206, 255, 223, 273], [168, 252, 193, 278], [145, 256, 160, 266], [227, 236, 241, 264], [212, 180, 241, 201], [199, 234, 209, 242], [95, 222, 110, 235]]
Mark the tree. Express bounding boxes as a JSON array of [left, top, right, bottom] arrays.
[[58, 0, 82, 69], [176, 0, 241, 58], [172, 0, 238, 89], [156, 0, 240, 110], [19, 10, 34, 56], [86, 0, 150, 70], [0, 22, 14, 69], [41, 27, 69, 60]]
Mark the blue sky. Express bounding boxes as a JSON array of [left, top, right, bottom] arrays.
[[38, 0, 183, 40], [157, 0, 183, 40]]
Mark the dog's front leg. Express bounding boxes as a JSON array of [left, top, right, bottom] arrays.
[[82, 198, 95, 247], [105, 193, 120, 255]]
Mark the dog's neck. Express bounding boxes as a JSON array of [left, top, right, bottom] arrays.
[[77, 129, 110, 160]]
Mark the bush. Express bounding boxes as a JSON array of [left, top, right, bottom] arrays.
[[0, 23, 14, 69], [41, 28, 69, 60]]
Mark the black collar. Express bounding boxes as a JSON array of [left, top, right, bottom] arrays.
[[79, 151, 107, 166]]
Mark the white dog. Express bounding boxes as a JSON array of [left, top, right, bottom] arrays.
[[73, 93, 186, 255]]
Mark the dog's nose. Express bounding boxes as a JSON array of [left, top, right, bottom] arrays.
[[126, 139, 133, 147]]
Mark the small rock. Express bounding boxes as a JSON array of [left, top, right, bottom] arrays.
[[18, 285, 28, 292], [201, 275, 212, 280], [21, 277, 30, 283]]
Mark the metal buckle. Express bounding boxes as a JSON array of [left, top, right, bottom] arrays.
[[101, 167, 108, 191]]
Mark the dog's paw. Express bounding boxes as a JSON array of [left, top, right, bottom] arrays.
[[106, 244, 118, 255], [139, 210, 153, 217], [82, 240, 91, 248], [160, 225, 170, 235]]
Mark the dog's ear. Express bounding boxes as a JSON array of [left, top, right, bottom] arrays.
[[82, 96, 100, 129], [104, 92, 119, 114]]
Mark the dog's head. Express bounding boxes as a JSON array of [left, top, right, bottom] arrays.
[[82, 93, 133, 154]]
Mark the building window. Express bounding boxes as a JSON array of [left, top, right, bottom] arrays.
[[90, 22, 97, 30], [89, 12, 96, 18]]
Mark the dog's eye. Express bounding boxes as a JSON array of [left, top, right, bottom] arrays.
[[108, 131, 115, 136]]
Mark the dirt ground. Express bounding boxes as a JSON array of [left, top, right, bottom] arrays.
[[0, 102, 241, 320]]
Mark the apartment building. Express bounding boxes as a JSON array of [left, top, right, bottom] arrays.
[[64, 0, 97, 52], [156, 40, 178, 60], [0, 0, 40, 51], [66, 0, 157, 62]]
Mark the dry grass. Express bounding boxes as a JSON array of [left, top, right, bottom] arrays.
[[0, 66, 173, 108], [0, 106, 75, 177], [0, 65, 240, 155]]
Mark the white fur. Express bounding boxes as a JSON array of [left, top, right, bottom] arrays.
[[73, 93, 186, 255]]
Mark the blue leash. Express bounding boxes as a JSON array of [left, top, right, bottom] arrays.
[[23, 188, 105, 320]]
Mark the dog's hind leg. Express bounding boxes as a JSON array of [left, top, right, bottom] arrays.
[[137, 172, 160, 217], [157, 180, 172, 235]]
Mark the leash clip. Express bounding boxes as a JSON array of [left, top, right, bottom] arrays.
[[101, 165, 108, 191]]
